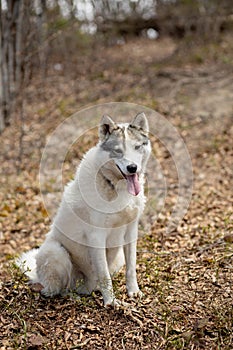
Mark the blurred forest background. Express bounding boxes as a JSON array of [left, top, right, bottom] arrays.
[[1, 1, 233, 349], [0, 0, 233, 131]]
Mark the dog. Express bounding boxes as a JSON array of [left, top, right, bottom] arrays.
[[17, 112, 151, 307]]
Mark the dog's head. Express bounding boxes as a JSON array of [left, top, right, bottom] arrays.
[[99, 113, 151, 196]]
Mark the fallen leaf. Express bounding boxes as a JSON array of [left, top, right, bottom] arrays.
[[28, 334, 48, 346]]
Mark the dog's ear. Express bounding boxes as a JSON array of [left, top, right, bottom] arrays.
[[99, 115, 116, 141], [130, 112, 149, 134]]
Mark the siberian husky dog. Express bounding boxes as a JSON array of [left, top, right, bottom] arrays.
[[17, 113, 151, 306]]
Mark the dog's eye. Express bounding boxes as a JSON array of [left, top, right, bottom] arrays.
[[135, 144, 142, 150]]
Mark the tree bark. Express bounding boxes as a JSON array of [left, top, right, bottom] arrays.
[[0, 0, 25, 132], [15, 0, 24, 92], [0, 1, 5, 132]]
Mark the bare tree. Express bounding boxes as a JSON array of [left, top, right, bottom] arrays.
[[0, 1, 4, 132], [0, 0, 51, 133], [0, 0, 25, 132], [0, 0, 74, 132]]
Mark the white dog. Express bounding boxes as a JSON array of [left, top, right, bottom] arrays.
[[17, 113, 151, 306]]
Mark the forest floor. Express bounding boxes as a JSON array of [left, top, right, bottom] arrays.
[[0, 33, 233, 349]]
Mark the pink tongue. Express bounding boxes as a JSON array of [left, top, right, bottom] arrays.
[[126, 174, 141, 196]]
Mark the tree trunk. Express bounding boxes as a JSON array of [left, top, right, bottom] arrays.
[[0, 0, 25, 132], [15, 0, 24, 92], [0, 1, 5, 132]]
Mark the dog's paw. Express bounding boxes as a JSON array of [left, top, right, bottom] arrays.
[[104, 298, 133, 309], [104, 298, 121, 309], [127, 289, 144, 299]]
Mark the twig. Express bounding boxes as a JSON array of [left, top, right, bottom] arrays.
[[71, 338, 91, 349]]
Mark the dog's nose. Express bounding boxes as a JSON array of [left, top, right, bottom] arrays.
[[127, 164, 137, 174]]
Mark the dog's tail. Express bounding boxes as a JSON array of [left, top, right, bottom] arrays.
[[16, 248, 39, 282]]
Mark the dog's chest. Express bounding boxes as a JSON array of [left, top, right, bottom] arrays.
[[105, 196, 144, 227]]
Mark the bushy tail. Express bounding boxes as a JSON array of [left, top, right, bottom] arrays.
[[16, 248, 39, 282]]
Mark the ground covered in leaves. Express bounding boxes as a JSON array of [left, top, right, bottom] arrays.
[[0, 33, 233, 349]]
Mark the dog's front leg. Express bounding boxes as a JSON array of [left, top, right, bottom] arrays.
[[88, 246, 116, 307], [124, 222, 142, 298]]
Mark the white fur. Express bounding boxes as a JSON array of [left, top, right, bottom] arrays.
[[16, 248, 39, 281], [17, 115, 151, 306]]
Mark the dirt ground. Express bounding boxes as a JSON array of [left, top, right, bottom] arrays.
[[0, 33, 233, 349]]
